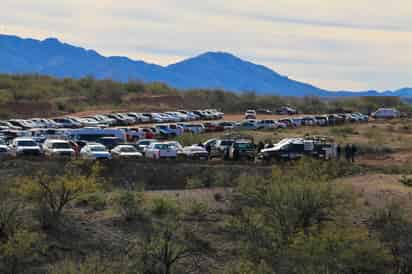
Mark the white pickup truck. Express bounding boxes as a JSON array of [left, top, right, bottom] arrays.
[[145, 143, 177, 159]]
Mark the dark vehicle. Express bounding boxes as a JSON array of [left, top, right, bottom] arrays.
[[276, 106, 297, 115], [256, 109, 272, 114], [258, 137, 336, 161], [203, 122, 224, 132], [96, 137, 122, 150], [106, 114, 133, 126], [228, 141, 256, 160]]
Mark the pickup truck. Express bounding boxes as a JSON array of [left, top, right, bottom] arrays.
[[145, 143, 177, 159]]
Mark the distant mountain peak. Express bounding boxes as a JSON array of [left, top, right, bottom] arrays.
[[42, 37, 61, 43], [0, 34, 410, 97]]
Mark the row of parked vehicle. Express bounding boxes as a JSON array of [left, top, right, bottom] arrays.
[[0, 109, 224, 130]]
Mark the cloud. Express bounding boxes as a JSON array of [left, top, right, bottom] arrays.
[[0, 0, 411, 91]]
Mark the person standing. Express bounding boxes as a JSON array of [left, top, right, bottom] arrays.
[[336, 144, 341, 160], [351, 144, 357, 163], [345, 144, 351, 162], [257, 141, 265, 153]]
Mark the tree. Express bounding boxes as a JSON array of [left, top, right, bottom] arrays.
[[226, 163, 350, 271], [129, 198, 212, 274], [369, 202, 412, 274], [17, 171, 100, 228]]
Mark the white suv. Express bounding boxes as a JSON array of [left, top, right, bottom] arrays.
[[245, 109, 257, 120], [12, 137, 42, 156], [43, 139, 75, 157], [80, 143, 112, 160]]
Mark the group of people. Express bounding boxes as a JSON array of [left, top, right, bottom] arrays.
[[337, 144, 357, 162]]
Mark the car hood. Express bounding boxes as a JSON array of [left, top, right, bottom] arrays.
[[118, 152, 143, 157], [17, 146, 41, 150]]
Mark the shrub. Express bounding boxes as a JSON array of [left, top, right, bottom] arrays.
[[399, 176, 412, 187], [186, 177, 205, 189], [150, 198, 179, 218], [17, 172, 100, 229], [114, 191, 145, 222], [0, 199, 21, 239], [0, 229, 43, 274], [184, 200, 208, 218], [76, 192, 107, 211]]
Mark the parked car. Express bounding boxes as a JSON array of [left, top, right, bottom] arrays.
[[228, 141, 256, 160], [80, 143, 112, 160], [111, 145, 143, 158], [218, 121, 237, 130], [11, 137, 43, 156], [0, 144, 12, 158], [244, 109, 257, 120], [43, 139, 75, 157], [301, 116, 317, 126], [256, 120, 278, 130], [145, 143, 177, 159], [179, 146, 209, 160], [203, 122, 224, 132], [96, 137, 123, 150], [277, 106, 298, 115], [238, 120, 258, 130], [136, 139, 158, 153], [315, 116, 328, 126], [209, 139, 235, 159], [52, 118, 82, 128], [371, 108, 400, 119]]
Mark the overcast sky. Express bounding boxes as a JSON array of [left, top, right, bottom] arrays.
[[1, 0, 412, 91]]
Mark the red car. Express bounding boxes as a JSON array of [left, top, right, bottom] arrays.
[[203, 122, 225, 132]]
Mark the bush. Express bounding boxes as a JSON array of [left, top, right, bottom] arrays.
[[114, 191, 145, 222], [0, 229, 43, 274], [17, 172, 100, 229], [184, 200, 208, 218], [0, 199, 21, 240], [150, 198, 179, 218], [186, 177, 205, 189], [399, 176, 412, 187], [76, 192, 107, 211]]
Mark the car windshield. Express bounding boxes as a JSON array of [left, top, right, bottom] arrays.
[[52, 143, 71, 149], [17, 140, 37, 147], [120, 147, 137, 152], [139, 141, 151, 146], [221, 140, 234, 146], [154, 144, 171, 149], [90, 146, 106, 152], [235, 143, 255, 149]]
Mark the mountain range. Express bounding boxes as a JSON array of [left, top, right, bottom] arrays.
[[0, 34, 411, 97]]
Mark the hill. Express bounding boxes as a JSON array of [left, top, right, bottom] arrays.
[[1, 34, 410, 96]]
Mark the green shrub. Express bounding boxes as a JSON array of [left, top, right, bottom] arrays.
[[0, 199, 21, 239], [113, 191, 145, 222], [0, 229, 43, 274], [76, 192, 107, 211], [186, 177, 205, 189], [150, 198, 179, 218], [399, 176, 412, 187], [184, 200, 208, 218]]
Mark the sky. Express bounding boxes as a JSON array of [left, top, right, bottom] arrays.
[[1, 0, 412, 91]]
